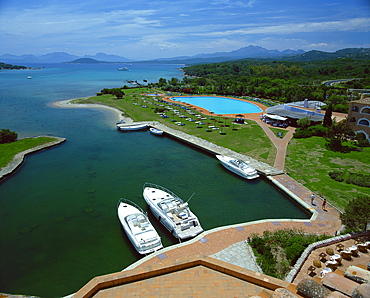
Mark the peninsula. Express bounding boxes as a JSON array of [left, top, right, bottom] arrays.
[[0, 136, 66, 181]]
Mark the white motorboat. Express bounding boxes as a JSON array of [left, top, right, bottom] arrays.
[[149, 127, 164, 135], [216, 155, 259, 180], [117, 198, 163, 255], [118, 67, 129, 71], [143, 183, 203, 240], [117, 123, 148, 131]]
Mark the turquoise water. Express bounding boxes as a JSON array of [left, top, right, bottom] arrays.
[[0, 64, 309, 297], [171, 96, 262, 114]]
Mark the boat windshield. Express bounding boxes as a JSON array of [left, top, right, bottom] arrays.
[[230, 159, 250, 169], [126, 213, 150, 230], [157, 198, 183, 211]]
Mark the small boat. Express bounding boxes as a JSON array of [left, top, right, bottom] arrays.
[[149, 127, 163, 135], [118, 67, 129, 71], [117, 198, 163, 255], [27, 76, 32, 79], [216, 155, 259, 180], [143, 183, 203, 240], [116, 119, 125, 124], [117, 123, 148, 131]]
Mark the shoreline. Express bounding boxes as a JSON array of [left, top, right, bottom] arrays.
[[0, 136, 66, 181], [52, 98, 133, 123]]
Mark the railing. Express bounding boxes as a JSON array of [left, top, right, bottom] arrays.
[[143, 182, 180, 200], [117, 198, 146, 215]]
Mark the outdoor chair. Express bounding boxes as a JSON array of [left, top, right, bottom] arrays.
[[356, 242, 368, 253], [340, 250, 352, 260], [325, 260, 339, 271]]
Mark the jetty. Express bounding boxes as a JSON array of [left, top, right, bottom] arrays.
[[149, 121, 284, 176]]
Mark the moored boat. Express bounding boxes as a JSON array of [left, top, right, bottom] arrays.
[[117, 123, 148, 131], [117, 198, 163, 255], [143, 183, 203, 240], [216, 155, 259, 180], [149, 127, 164, 135]]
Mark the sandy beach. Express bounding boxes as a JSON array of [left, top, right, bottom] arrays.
[[52, 98, 134, 123]]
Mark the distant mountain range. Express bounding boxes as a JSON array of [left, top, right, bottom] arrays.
[[149, 46, 305, 63], [0, 52, 133, 64], [148, 47, 370, 64], [1, 46, 369, 65]]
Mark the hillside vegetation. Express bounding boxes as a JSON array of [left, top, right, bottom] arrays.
[[179, 58, 370, 103]]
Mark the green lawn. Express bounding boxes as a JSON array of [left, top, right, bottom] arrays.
[[0, 137, 57, 168], [285, 136, 370, 210], [71, 88, 370, 210]]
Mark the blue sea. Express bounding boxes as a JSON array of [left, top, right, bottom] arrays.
[[0, 63, 309, 297]]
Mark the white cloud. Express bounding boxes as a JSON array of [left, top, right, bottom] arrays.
[[198, 17, 370, 37]]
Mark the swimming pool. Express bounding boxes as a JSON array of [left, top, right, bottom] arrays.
[[171, 96, 262, 114]]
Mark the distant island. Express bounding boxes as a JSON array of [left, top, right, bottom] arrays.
[[65, 58, 110, 64], [0, 62, 43, 70], [0, 62, 27, 69]]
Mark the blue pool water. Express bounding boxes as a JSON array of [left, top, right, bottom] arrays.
[[171, 96, 262, 114]]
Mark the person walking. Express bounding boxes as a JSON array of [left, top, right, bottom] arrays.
[[322, 198, 327, 211], [310, 194, 315, 205]]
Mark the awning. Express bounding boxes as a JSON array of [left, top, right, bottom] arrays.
[[264, 114, 287, 121]]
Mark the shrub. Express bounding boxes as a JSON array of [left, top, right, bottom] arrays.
[[249, 229, 331, 278], [329, 171, 370, 187], [307, 124, 329, 137], [285, 243, 305, 265], [340, 196, 370, 232], [329, 171, 345, 182], [0, 129, 18, 144], [154, 107, 166, 113], [293, 129, 314, 139], [326, 248, 334, 255], [313, 260, 322, 268]]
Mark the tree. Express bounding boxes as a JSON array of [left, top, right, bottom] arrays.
[[0, 129, 18, 144], [323, 104, 333, 127], [158, 78, 167, 87], [111, 88, 124, 99], [297, 117, 310, 128], [325, 119, 355, 151], [340, 196, 370, 232], [169, 77, 179, 86]]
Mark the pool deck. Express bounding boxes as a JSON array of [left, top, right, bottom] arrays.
[[151, 95, 295, 173]]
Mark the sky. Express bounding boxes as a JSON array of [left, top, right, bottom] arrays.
[[0, 0, 369, 60]]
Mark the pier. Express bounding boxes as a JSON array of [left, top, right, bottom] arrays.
[[149, 121, 284, 176]]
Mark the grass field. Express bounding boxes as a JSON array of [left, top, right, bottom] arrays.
[[285, 136, 370, 210], [0, 137, 58, 168]]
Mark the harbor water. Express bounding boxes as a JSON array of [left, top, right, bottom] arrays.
[[0, 63, 309, 297]]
